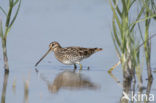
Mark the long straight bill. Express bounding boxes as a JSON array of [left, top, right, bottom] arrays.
[[35, 48, 51, 66]]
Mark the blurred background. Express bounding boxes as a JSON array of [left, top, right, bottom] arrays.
[[0, 0, 156, 103]]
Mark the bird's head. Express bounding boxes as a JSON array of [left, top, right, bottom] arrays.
[[49, 41, 61, 51]]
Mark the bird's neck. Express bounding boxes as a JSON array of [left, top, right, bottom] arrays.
[[53, 46, 62, 52]]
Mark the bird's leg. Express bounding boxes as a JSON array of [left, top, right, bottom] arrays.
[[87, 66, 90, 70], [79, 64, 83, 70], [76, 62, 83, 70], [74, 64, 77, 69]]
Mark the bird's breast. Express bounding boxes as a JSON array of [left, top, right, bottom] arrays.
[[54, 52, 74, 65]]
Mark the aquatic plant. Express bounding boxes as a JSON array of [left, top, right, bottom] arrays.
[[109, 0, 156, 77], [142, 0, 156, 79], [1, 72, 9, 103], [24, 80, 29, 103], [109, 0, 140, 82], [0, 0, 21, 72], [109, 0, 156, 102]]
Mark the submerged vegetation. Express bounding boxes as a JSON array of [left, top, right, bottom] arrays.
[[0, 0, 21, 72], [109, 0, 156, 102]]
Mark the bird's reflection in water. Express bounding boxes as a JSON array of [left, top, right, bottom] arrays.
[[48, 70, 98, 93], [35, 69, 98, 93]]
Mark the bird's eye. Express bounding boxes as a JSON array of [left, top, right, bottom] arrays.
[[52, 44, 54, 46]]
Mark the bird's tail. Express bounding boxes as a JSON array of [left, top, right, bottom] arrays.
[[95, 48, 103, 52]]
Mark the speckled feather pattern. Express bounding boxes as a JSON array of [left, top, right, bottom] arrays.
[[35, 41, 102, 67], [54, 46, 102, 65]]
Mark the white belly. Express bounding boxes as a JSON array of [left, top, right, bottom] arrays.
[[62, 60, 74, 65], [54, 53, 82, 65]]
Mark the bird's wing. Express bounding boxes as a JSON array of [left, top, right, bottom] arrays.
[[62, 47, 96, 58]]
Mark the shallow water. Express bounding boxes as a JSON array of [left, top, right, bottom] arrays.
[[0, 0, 156, 103]]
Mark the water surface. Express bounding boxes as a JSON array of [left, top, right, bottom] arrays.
[[0, 0, 156, 103]]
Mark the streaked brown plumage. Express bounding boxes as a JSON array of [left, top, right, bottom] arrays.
[[35, 41, 102, 69]]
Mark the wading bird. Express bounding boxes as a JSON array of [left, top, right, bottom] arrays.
[[35, 41, 102, 69]]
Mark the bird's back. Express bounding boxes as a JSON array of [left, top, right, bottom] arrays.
[[54, 47, 102, 64]]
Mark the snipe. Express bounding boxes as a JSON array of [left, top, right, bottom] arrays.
[[35, 41, 102, 69]]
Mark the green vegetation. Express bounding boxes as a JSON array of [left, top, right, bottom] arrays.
[[143, 0, 156, 79], [109, 0, 156, 102], [109, 0, 156, 78], [0, 0, 21, 72]]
